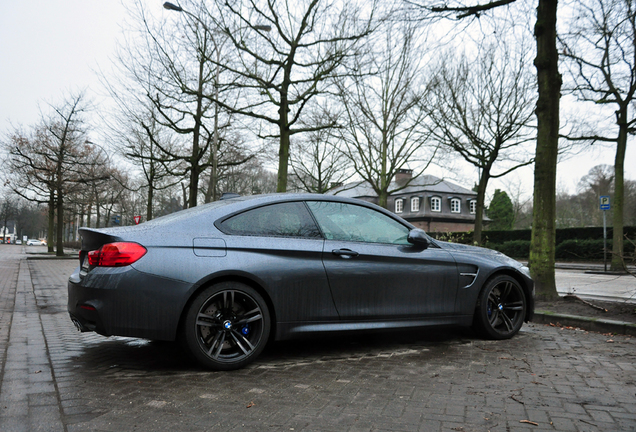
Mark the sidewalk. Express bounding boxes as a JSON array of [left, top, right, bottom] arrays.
[[536, 264, 636, 336], [0, 249, 65, 431], [555, 268, 636, 303]]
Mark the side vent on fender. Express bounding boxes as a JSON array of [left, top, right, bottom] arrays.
[[458, 265, 479, 288]]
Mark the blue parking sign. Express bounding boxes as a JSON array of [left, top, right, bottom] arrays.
[[600, 196, 610, 210]]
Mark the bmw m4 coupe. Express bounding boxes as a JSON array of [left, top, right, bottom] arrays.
[[68, 194, 534, 370]]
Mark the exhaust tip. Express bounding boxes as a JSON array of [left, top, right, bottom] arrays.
[[71, 318, 87, 332]]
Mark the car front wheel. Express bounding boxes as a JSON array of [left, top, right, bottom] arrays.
[[183, 282, 270, 370], [472, 275, 526, 340]]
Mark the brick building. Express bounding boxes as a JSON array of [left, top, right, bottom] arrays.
[[328, 170, 482, 233]]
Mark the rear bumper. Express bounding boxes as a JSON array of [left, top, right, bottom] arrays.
[[67, 265, 193, 341]]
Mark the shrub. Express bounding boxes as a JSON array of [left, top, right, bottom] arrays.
[[429, 231, 474, 244], [555, 239, 608, 261], [63, 241, 82, 251], [486, 240, 530, 259]]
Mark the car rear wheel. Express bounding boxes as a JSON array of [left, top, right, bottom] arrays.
[[183, 282, 270, 370], [472, 275, 526, 340]]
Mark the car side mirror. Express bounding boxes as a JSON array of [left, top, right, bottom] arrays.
[[407, 228, 429, 249]]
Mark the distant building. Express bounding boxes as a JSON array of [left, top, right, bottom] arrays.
[[328, 170, 483, 233]]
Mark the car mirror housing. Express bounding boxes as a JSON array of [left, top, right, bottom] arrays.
[[407, 229, 429, 248]]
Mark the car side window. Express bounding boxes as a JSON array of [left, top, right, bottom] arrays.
[[219, 202, 321, 238], [306, 201, 410, 245]]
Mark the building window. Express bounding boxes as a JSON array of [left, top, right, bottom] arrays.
[[411, 197, 420, 212], [470, 200, 477, 215], [395, 199, 404, 213], [450, 198, 461, 213], [430, 196, 441, 212]]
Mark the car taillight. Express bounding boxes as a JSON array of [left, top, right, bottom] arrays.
[[87, 242, 147, 267]]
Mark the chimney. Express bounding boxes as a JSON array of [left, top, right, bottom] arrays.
[[394, 169, 413, 186]]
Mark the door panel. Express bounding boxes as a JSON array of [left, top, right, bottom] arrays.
[[305, 200, 458, 320], [322, 240, 458, 319]]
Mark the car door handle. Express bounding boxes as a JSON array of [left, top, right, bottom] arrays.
[[332, 248, 359, 258]]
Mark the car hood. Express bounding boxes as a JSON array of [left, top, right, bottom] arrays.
[[434, 240, 524, 268]]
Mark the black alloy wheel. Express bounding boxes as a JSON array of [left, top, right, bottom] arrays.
[[473, 275, 526, 340], [184, 282, 270, 370]]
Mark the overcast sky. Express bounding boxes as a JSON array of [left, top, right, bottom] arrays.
[[1, 0, 634, 202]]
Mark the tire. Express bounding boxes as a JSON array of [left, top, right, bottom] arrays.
[[472, 275, 526, 340], [183, 282, 271, 370]]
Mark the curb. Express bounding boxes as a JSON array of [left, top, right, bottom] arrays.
[[533, 311, 636, 337], [26, 255, 77, 260]]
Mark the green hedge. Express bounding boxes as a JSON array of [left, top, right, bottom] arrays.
[[480, 226, 636, 245], [431, 226, 636, 260], [555, 239, 606, 260], [486, 238, 635, 260], [486, 240, 531, 258]]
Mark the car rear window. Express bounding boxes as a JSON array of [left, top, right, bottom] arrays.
[[218, 202, 321, 238]]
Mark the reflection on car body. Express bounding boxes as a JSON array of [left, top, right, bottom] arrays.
[[68, 194, 534, 370]]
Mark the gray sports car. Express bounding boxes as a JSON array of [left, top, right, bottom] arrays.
[[68, 193, 534, 370]]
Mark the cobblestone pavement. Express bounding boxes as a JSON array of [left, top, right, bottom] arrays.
[[1, 247, 635, 431]]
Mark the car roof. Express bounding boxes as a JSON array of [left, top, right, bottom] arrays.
[[78, 193, 416, 241]]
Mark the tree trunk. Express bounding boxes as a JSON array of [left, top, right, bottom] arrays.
[[56, 192, 64, 256], [276, 78, 291, 193], [378, 189, 389, 210], [181, 182, 188, 209], [86, 202, 92, 228], [530, 0, 561, 300], [47, 191, 55, 253], [147, 184, 154, 222], [96, 196, 101, 228], [188, 47, 207, 208], [611, 107, 627, 270], [205, 61, 221, 204], [473, 172, 490, 245]]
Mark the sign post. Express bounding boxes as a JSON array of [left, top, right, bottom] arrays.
[[134, 216, 141, 225], [600, 196, 610, 272]]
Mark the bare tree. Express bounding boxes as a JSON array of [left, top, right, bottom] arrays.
[[288, 108, 350, 193], [107, 1, 268, 207], [0, 197, 17, 244], [107, 106, 185, 221], [406, 0, 517, 19], [406, 0, 562, 311], [500, 176, 533, 229], [529, 0, 561, 300], [68, 144, 114, 229], [111, 1, 223, 208], [218, 153, 277, 196], [336, 19, 437, 208], [578, 165, 615, 225], [202, 124, 257, 202], [207, 0, 376, 192], [425, 43, 536, 244], [560, 0, 635, 270], [4, 126, 57, 251], [3, 93, 96, 256]]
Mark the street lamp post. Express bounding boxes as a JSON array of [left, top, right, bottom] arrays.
[[163, 2, 183, 12], [163, 2, 270, 202]]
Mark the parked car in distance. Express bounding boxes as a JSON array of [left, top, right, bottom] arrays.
[[15, 239, 22, 245], [26, 239, 44, 246], [68, 193, 535, 371]]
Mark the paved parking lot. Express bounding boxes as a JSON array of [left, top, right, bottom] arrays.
[[1, 247, 635, 431]]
